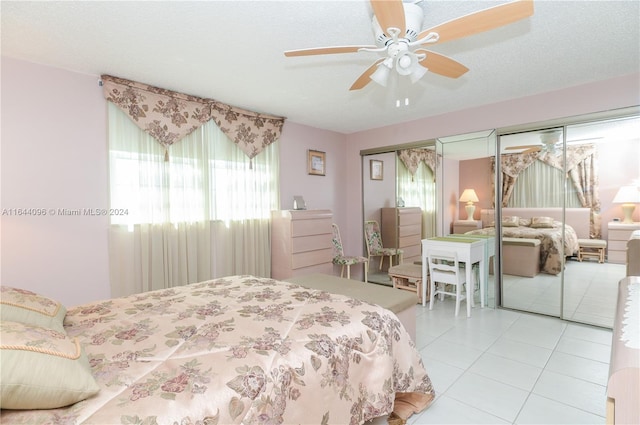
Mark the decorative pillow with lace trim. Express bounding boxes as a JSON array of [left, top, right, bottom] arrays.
[[502, 216, 520, 227], [530, 216, 555, 228], [0, 320, 99, 409], [0, 286, 67, 333], [519, 217, 532, 227]]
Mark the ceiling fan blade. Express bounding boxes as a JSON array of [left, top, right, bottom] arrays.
[[505, 144, 540, 150], [370, 0, 406, 36], [416, 49, 469, 78], [522, 146, 542, 154], [349, 59, 384, 91], [284, 45, 376, 57], [417, 0, 533, 45]]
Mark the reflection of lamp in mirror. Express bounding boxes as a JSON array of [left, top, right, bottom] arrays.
[[459, 189, 479, 221], [613, 185, 640, 224]]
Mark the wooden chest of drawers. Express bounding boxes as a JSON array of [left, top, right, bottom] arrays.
[[381, 207, 422, 264], [271, 209, 333, 280]]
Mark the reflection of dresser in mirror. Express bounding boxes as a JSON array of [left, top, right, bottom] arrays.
[[381, 207, 422, 265]]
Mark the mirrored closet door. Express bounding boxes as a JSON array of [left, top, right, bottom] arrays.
[[498, 128, 566, 317], [498, 115, 639, 328], [436, 130, 497, 309], [360, 109, 638, 329], [561, 116, 639, 328], [362, 146, 437, 286]]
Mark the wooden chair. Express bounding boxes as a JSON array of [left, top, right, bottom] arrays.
[[428, 250, 470, 317], [331, 223, 368, 281], [364, 220, 403, 270]]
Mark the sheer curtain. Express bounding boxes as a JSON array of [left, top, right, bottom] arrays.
[[506, 160, 581, 208], [397, 159, 436, 238], [108, 103, 279, 297]]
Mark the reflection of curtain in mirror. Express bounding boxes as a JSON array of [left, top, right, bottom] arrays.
[[507, 161, 581, 207], [397, 160, 436, 238], [502, 145, 601, 238]]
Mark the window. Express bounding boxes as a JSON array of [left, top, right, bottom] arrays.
[[108, 103, 278, 227]]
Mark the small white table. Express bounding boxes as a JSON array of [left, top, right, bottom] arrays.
[[447, 233, 495, 306], [421, 236, 488, 308]]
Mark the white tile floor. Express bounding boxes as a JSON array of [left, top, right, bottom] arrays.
[[503, 259, 625, 328], [371, 257, 625, 328], [375, 299, 613, 424]]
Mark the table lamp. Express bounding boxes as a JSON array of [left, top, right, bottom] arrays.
[[459, 189, 479, 221], [613, 185, 640, 224]]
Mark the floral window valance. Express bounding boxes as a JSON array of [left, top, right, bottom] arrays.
[[101, 75, 285, 161], [398, 148, 437, 178]]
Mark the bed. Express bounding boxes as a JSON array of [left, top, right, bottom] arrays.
[[0, 275, 434, 424], [466, 208, 588, 275]]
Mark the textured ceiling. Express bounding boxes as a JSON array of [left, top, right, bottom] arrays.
[[2, 1, 639, 134]]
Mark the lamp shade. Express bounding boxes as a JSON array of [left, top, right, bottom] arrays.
[[459, 189, 479, 204], [459, 188, 479, 221], [613, 185, 640, 204], [613, 185, 640, 224]]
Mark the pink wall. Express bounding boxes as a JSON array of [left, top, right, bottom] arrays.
[[598, 139, 640, 233], [276, 121, 349, 277], [459, 158, 492, 221], [2, 56, 638, 304], [277, 122, 346, 217], [1, 57, 111, 306]]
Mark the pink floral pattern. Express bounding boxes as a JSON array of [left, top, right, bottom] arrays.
[[1, 276, 434, 425], [397, 148, 437, 178], [101, 75, 285, 161], [1, 285, 61, 316]]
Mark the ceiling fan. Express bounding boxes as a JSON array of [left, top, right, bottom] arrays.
[[284, 0, 534, 91], [504, 130, 603, 155], [505, 130, 562, 154]]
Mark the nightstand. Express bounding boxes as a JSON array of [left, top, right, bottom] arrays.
[[607, 222, 640, 264], [453, 220, 481, 234]]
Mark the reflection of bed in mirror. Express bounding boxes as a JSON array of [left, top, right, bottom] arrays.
[[466, 208, 589, 275]]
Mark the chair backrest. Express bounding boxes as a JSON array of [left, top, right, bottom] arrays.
[[427, 250, 462, 285], [364, 220, 384, 255], [331, 223, 345, 258]]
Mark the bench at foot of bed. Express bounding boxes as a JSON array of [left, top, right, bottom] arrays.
[[285, 273, 417, 340], [503, 237, 541, 277], [577, 238, 607, 263], [387, 263, 425, 304]]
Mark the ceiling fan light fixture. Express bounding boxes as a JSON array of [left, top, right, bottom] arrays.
[[409, 63, 428, 83], [370, 60, 393, 87], [395, 52, 416, 75]]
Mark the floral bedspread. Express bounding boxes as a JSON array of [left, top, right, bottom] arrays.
[[467, 223, 579, 275], [2, 276, 434, 424]]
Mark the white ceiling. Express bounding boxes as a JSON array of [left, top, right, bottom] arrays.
[[2, 1, 639, 135]]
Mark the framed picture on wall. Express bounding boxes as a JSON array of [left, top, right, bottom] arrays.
[[308, 149, 326, 176], [370, 159, 383, 180]]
